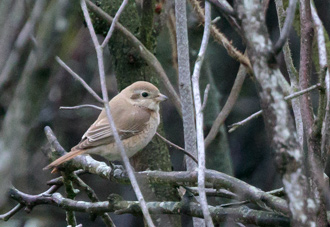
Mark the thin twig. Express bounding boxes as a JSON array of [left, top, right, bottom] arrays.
[[211, 16, 221, 24], [284, 83, 321, 100], [60, 104, 103, 111], [201, 84, 210, 112], [56, 57, 104, 103], [228, 110, 262, 133], [80, 1, 155, 226], [0, 204, 24, 221], [0, 184, 61, 221], [189, 0, 252, 73], [273, 0, 298, 55], [207, 0, 235, 16], [205, 64, 246, 147], [229, 84, 322, 133], [71, 173, 116, 226], [191, 2, 213, 226], [156, 132, 198, 164], [85, 0, 182, 115], [101, 0, 128, 48]]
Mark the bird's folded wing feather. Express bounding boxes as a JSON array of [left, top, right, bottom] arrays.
[[72, 97, 151, 150]]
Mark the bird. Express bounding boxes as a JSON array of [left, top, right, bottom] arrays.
[[44, 81, 168, 171]]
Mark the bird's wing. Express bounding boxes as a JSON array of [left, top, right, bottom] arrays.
[[72, 96, 151, 150]]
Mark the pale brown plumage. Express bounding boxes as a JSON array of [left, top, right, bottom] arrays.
[[44, 81, 167, 171]]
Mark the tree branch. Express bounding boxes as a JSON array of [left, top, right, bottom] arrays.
[[273, 0, 298, 55], [274, 0, 303, 147], [71, 172, 116, 226], [60, 104, 103, 111], [207, 0, 235, 16], [228, 83, 321, 132], [204, 64, 246, 147], [155, 132, 198, 164], [43, 126, 288, 214], [191, 2, 213, 225], [7, 187, 290, 226], [101, 0, 127, 48], [55, 57, 104, 103], [188, 0, 252, 73]]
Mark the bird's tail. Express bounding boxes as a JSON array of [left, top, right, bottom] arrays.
[[43, 149, 85, 171]]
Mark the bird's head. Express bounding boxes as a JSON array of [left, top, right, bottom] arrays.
[[121, 81, 168, 111]]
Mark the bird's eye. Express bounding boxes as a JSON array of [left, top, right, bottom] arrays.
[[141, 92, 149, 97]]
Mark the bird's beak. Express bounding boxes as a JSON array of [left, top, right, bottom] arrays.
[[155, 93, 168, 102]]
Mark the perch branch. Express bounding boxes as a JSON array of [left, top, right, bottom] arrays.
[[7, 187, 290, 226]]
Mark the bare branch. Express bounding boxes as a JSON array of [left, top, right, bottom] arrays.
[[7, 187, 290, 226], [60, 104, 103, 111], [71, 173, 116, 226], [55, 57, 104, 103], [188, 0, 252, 72], [0, 204, 24, 221], [155, 132, 198, 164], [285, 83, 321, 100], [201, 84, 210, 111], [228, 110, 262, 133], [101, 0, 128, 48], [80, 1, 155, 226], [205, 64, 246, 146], [228, 84, 321, 132], [44, 126, 112, 178], [42, 127, 289, 216], [0, 184, 61, 221], [273, 0, 298, 55], [274, 0, 302, 147], [191, 2, 213, 225], [207, 0, 235, 16]]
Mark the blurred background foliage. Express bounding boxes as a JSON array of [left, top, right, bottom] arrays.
[[0, 0, 329, 226]]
